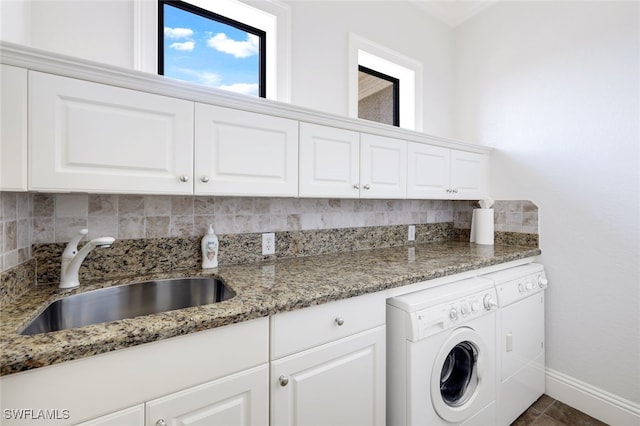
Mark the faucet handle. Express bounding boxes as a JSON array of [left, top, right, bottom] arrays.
[[62, 228, 89, 258]]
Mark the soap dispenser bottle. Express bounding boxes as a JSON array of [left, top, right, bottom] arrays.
[[201, 224, 219, 269]]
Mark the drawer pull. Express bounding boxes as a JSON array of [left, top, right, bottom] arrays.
[[278, 375, 289, 386], [156, 420, 167, 426], [335, 317, 345, 326]]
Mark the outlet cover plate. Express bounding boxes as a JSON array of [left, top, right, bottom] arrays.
[[262, 233, 275, 255]]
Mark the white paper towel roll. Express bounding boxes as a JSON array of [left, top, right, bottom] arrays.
[[471, 208, 494, 245]]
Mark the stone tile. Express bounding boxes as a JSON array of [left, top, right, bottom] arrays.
[[170, 215, 194, 237], [55, 194, 88, 218], [33, 193, 54, 217], [2, 193, 16, 220], [194, 197, 215, 215], [3, 221, 17, 252], [145, 195, 172, 216], [532, 394, 556, 412], [544, 401, 608, 426], [531, 413, 566, 426], [88, 216, 118, 240], [32, 217, 55, 244], [16, 193, 31, 219], [55, 217, 88, 242], [118, 217, 145, 239], [171, 196, 194, 216], [145, 216, 170, 238], [512, 407, 542, 426], [89, 195, 118, 216], [118, 195, 145, 217]]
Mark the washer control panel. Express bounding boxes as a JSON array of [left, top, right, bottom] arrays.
[[411, 288, 498, 341]]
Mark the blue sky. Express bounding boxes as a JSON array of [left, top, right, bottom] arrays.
[[163, 3, 260, 96]]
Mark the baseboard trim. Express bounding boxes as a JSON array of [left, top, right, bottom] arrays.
[[545, 368, 640, 425]]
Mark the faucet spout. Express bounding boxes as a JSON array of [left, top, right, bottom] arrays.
[[60, 229, 115, 289]]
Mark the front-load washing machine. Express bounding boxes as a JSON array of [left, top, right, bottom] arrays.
[[482, 263, 548, 425], [387, 277, 498, 426]]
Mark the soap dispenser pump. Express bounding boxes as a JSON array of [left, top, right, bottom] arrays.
[[201, 224, 219, 269]]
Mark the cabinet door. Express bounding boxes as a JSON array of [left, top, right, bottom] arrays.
[[360, 134, 406, 199], [450, 150, 489, 200], [1, 65, 28, 191], [75, 404, 144, 426], [271, 326, 385, 426], [299, 123, 360, 198], [29, 72, 194, 194], [406, 142, 450, 199], [195, 104, 298, 197], [146, 365, 269, 426]]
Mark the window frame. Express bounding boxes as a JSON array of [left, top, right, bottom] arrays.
[[358, 64, 400, 127], [158, 0, 267, 98]]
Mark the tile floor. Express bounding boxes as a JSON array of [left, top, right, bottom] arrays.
[[512, 394, 608, 426]]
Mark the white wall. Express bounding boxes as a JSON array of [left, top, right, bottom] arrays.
[[455, 0, 640, 409], [0, 0, 456, 139]]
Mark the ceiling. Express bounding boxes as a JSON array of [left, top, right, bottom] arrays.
[[409, 0, 498, 27]]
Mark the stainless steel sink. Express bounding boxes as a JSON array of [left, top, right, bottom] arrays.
[[20, 277, 235, 335]]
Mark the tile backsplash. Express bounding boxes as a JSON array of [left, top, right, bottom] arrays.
[[1, 192, 539, 272]]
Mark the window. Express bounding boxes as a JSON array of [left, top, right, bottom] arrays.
[[358, 65, 399, 127], [349, 33, 422, 131], [159, 0, 266, 97]]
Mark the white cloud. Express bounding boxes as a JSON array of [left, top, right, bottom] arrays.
[[164, 27, 194, 39], [176, 69, 222, 88], [218, 83, 259, 97], [206, 33, 259, 58], [170, 41, 195, 51]]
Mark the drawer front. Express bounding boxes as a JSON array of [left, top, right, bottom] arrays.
[[270, 292, 385, 359]]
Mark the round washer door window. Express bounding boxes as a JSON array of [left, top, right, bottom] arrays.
[[430, 327, 488, 423]]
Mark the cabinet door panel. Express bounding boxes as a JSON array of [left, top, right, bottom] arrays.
[[75, 404, 144, 426], [271, 326, 385, 426], [146, 365, 269, 426], [195, 104, 298, 196], [29, 72, 194, 194], [298, 123, 360, 198], [406, 142, 450, 199], [1, 65, 28, 191], [360, 134, 406, 199], [450, 150, 489, 200]]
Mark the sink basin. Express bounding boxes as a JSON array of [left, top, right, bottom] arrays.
[[20, 277, 235, 335]]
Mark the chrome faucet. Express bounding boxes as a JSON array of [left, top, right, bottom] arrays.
[[60, 228, 115, 289]]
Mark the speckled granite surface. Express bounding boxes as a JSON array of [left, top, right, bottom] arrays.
[[0, 240, 540, 376]]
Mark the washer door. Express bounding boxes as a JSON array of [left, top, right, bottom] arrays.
[[430, 327, 489, 423]]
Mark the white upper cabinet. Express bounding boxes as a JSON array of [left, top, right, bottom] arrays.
[[360, 133, 407, 199], [195, 104, 299, 197], [407, 142, 489, 200], [449, 149, 490, 200], [1, 65, 28, 191], [299, 123, 360, 198], [29, 72, 194, 194]]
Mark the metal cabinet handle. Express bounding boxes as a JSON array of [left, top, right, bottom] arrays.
[[353, 184, 360, 189], [200, 175, 210, 183], [278, 375, 289, 387], [363, 184, 371, 190], [156, 419, 167, 426], [335, 317, 345, 326], [179, 174, 190, 183]]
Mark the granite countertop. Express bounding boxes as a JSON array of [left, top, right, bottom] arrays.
[[0, 241, 540, 376]]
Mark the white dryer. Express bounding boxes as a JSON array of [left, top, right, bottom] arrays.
[[387, 277, 498, 426], [482, 263, 548, 425]]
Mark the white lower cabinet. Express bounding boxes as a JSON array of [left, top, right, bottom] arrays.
[[146, 365, 269, 426], [75, 404, 145, 426], [270, 293, 386, 426]]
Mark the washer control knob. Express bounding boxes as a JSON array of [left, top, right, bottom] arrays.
[[538, 275, 548, 287], [460, 303, 469, 316], [449, 307, 459, 320], [518, 282, 525, 293], [526, 280, 534, 291], [471, 301, 481, 312], [483, 294, 497, 310]]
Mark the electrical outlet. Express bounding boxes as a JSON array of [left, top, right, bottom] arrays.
[[408, 225, 416, 242], [262, 232, 275, 255]]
